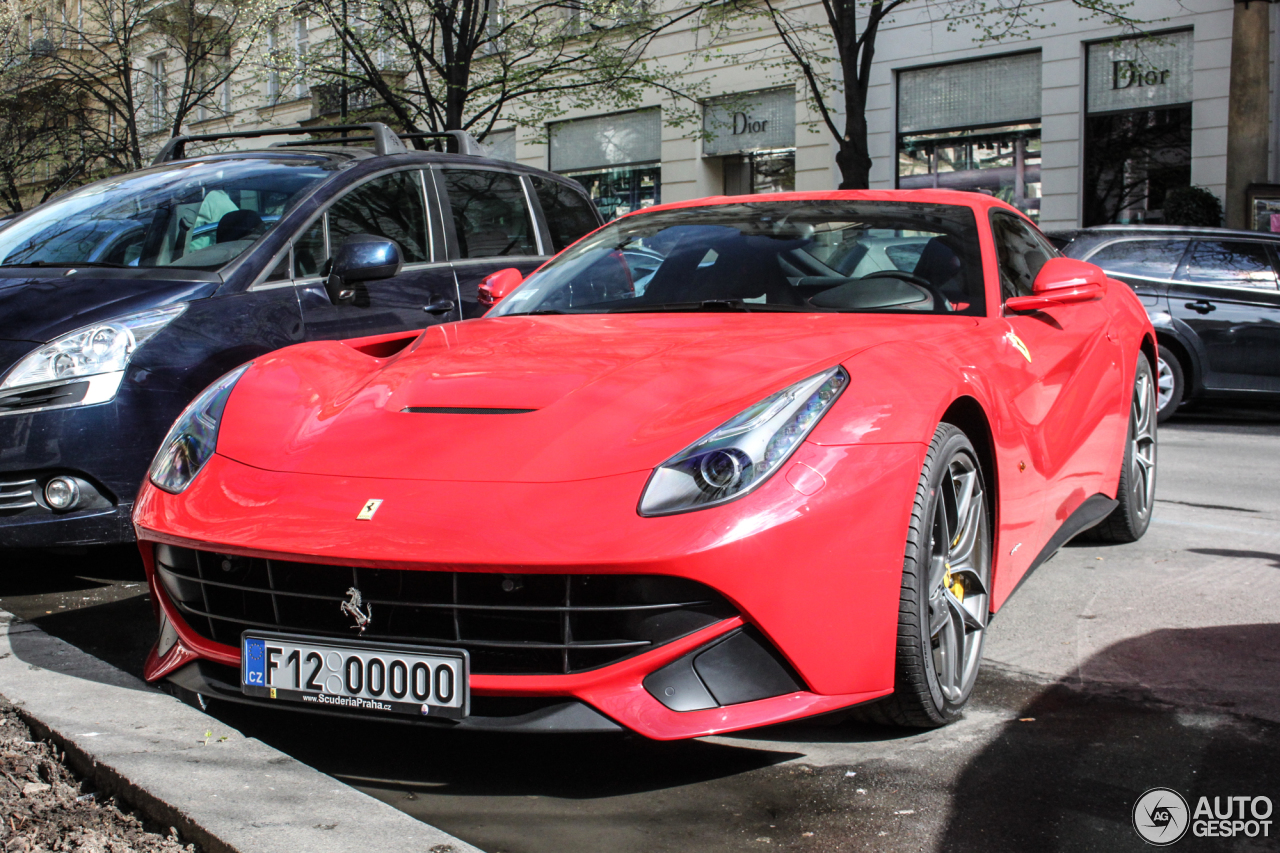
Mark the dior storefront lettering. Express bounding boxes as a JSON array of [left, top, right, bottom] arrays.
[[732, 113, 769, 135], [1112, 60, 1172, 90]]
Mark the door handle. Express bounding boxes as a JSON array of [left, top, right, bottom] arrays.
[[1185, 300, 1216, 314], [423, 297, 457, 315]]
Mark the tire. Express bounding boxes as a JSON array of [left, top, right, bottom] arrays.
[[1155, 344, 1184, 424], [851, 423, 992, 728], [1088, 355, 1158, 544]]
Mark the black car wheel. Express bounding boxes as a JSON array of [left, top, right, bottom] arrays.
[[852, 423, 991, 728], [1155, 344, 1184, 423]]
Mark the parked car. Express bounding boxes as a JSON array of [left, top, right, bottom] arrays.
[[134, 190, 1155, 738], [1051, 225, 1280, 421], [0, 122, 601, 549]]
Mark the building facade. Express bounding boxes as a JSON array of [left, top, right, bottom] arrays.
[[491, 0, 1271, 231]]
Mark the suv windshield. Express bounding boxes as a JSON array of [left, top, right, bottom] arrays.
[[490, 200, 985, 317], [0, 156, 337, 271]]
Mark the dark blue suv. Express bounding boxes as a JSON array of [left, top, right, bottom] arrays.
[[0, 123, 601, 548]]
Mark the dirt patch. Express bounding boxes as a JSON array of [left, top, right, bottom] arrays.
[[0, 694, 197, 853]]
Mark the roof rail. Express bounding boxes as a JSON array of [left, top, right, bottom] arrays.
[[398, 131, 487, 157], [151, 122, 409, 165]]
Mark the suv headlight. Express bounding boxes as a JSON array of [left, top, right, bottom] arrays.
[[0, 305, 187, 409], [149, 363, 251, 494], [639, 367, 848, 516]]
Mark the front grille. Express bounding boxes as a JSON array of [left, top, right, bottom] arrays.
[[154, 545, 737, 675], [0, 478, 39, 513]]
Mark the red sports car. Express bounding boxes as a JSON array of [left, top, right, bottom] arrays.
[[134, 191, 1157, 739]]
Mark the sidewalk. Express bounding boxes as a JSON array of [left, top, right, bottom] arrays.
[[0, 607, 481, 853]]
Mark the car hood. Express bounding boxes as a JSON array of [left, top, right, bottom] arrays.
[[0, 269, 218, 347], [218, 313, 971, 483]]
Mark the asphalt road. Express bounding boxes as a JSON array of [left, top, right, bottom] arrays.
[[5, 404, 1280, 852]]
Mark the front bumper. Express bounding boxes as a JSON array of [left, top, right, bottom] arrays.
[[0, 503, 134, 548], [135, 441, 924, 739]]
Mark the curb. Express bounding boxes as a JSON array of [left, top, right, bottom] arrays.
[[0, 608, 482, 853]]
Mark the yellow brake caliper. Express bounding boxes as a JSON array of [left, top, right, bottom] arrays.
[[944, 563, 965, 603]]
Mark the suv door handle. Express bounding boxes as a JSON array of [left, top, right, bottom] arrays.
[[1185, 300, 1216, 314], [423, 297, 457, 315]]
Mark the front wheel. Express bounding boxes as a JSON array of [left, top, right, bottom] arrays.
[[854, 423, 992, 728], [1088, 354, 1158, 543]]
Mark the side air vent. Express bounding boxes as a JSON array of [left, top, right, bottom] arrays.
[[402, 406, 536, 414], [0, 381, 90, 413]]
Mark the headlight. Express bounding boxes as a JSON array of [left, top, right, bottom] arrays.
[[148, 363, 251, 494], [0, 305, 187, 407], [639, 366, 848, 516]]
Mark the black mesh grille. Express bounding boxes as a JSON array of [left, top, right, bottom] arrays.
[[154, 545, 737, 675]]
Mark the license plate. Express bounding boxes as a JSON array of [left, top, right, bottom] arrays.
[[240, 632, 468, 719]]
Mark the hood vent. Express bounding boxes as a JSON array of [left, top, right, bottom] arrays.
[[402, 406, 537, 414]]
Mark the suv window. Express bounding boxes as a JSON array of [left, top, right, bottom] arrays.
[[991, 212, 1054, 301], [1087, 239, 1189, 280], [442, 169, 538, 259], [1176, 241, 1279, 289], [327, 170, 430, 265], [531, 176, 599, 253]]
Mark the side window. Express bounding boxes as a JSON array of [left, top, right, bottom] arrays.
[[442, 168, 538, 259], [327, 170, 430, 264], [531, 176, 600, 253], [1087, 240, 1188, 280], [294, 217, 326, 278], [1176, 241, 1279, 289], [992, 213, 1053, 301]]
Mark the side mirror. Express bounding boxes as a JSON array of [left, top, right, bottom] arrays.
[[477, 267, 524, 307], [1005, 257, 1107, 314], [325, 234, 404, 305]]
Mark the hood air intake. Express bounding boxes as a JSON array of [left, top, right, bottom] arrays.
[[402, 406, 537, 414]]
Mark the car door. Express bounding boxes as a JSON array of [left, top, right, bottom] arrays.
[[1166, 239, 1280, 391], [291, 168, 462, 340], [990, 212, 1125, 553], [433, 167, 555, 319]]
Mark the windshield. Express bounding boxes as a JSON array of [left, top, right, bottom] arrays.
[[490, 201, 986, 317], [0, 156, 337, 270]]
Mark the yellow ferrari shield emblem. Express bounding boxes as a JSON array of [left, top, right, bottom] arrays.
[[1006, 331, 1032, 363], [356, 499, 383, 520]]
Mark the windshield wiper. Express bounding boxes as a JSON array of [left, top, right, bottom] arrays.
[[0, 260, 128, 269]]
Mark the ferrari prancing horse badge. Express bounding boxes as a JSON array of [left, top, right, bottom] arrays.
[[356, 499, 383, 520]]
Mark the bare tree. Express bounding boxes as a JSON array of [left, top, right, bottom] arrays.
[[296, 0, 709, 144], [35, 0, 280, 171], [712, 0, 1146, 189]]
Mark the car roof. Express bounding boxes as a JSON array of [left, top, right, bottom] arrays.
[[635, 189, 1024, 218], [1072, 224, 1280, 241]]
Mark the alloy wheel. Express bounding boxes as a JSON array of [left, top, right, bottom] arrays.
[[926, 452, 990, 703], [1129, 365, 1158, 521]]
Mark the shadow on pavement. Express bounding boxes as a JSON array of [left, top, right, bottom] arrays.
[[941, 625, 1280, 852], [1187, 548, 1280, 569]]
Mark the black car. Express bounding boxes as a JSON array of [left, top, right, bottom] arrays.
[[1052, 225, 1280, 421], [0, 123, 601, 548]]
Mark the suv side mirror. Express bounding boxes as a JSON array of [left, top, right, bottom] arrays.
[[478, 267, 524, 307], [1005, 257, 1107, 313], [325, 234, 404, 305]]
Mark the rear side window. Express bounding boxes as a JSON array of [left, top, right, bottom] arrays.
[[328, 170, 430, 263], [442, 169, 538, 259], [991, 213, 1054, 301], [531, 177, 599, 253], [1087, 239, 1188, 280], [1176, 241, 1279, 289]]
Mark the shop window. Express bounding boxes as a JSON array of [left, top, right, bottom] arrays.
[[1083, 32, 1193, 226], [898, 125, 1040, 217], [724, 150, 795, 195], [896, 53, 1042, 219], [562, 165, 660, 221], [1083, 107, 1191, 226]]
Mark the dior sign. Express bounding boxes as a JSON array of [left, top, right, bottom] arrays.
[[1113, 61, 1172, 90], [703, 87, 795, 157]]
